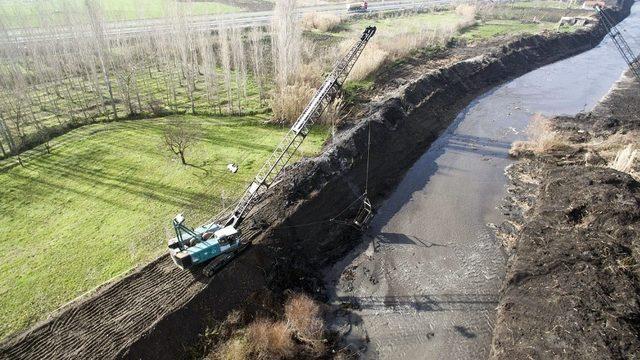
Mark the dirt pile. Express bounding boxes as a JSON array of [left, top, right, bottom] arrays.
[[0, 2, 632, 358], [491, 72, 640, 358]]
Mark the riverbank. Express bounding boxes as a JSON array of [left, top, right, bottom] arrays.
[[323, 1, 638, 358], [492, 68, 640, 358]]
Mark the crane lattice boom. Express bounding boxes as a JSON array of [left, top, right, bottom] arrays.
[[596, 6, 640, 81], [168, 26, 376, 274], [225, 26, 377, 228]]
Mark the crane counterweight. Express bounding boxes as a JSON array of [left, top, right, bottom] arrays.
[[167, 26, 377, 275]]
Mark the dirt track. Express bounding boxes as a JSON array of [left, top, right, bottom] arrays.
[[0, 255, 205, 358], [0, 4, 630, 359]]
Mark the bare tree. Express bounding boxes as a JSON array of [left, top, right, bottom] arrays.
[[197, 32, 222, 114], [231, 27, 248, 114], [272, 0, 301, 91], [218, 23, 234, 114], [86, 0, 118, 119], [163, 120, 200, 165], [249, 28, 267, 105]]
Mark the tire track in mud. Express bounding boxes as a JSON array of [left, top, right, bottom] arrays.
[[1, 255, 203, 359]]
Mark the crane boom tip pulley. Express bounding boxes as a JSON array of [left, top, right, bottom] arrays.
[[167, 26, 377, 275]]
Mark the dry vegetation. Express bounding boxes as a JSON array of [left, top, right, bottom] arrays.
[[246, 320, 296, 359], [207, 293, 327, 360], [302, 12, 343, 32], [609, 144, 638, 177], [509, 114, 569, 157], [510, 114, 640, 180], [348, 4, 477, 82]]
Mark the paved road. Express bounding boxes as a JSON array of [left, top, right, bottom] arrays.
[[325, 4, 640, 359], [2, 0, 448, 45]]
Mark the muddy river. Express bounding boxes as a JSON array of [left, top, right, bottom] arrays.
[[325, 4, 640, 359]]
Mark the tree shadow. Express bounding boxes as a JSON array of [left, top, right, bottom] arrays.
[[21, 147, 213, 211], [185, 160, 212, 177], [335, 293, 498, 312], [453, 325, 477, 339]]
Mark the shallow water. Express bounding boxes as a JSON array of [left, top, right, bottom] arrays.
[[326, 4, 640, 359]]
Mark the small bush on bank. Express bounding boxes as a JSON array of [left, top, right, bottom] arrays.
[[609, 144, 638, 178], [209, 292, 329, 359], [247, 319, 295, 359], [302, 12, 343, 32], [285, 293, 326, 356], [510, 114, 570, 157]]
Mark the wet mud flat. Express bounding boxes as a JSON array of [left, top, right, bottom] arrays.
[[492, 69, 640, 359], [0, 2, 632, 359]]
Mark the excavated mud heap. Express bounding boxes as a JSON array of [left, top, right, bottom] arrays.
[[492, 74, 640, 359]]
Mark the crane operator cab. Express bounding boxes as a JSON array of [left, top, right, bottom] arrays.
[[168, 214, 241, 271]]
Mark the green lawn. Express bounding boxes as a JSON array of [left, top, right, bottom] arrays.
[[458, 19, 558, 42], [0, 114, 329, 339], [349, 11, 462, 34], [508, 0, 583, 9], [0, 0, 240, 28]]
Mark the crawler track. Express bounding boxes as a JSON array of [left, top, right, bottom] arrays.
[[0, 255, 202, 359]]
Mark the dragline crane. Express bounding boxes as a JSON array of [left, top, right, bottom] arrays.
[[595, 5, 640, 81], [168, 26, 377, 276]]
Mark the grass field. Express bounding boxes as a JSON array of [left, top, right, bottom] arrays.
[[0, 114, 329, 339], [347, 11, 463, 35], [0, 0, 240, 27], [458, 19, 559, 42], [508, 0, 583, 9]]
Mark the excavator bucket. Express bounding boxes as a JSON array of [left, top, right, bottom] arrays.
[[353, 197, 373, 230]]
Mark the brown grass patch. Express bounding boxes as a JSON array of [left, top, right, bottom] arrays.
[[509, 114, 570, 157], [284, 293, 325, 355], [246, 319, 295, 359], [301, 12, 343, 32], [345, 5, 477, 81], [347, 43, 388, 81]]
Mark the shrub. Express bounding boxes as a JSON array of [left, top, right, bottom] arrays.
[[284, 293, 325, 355], [212, 336, 250, 360], [301, 12, 343, 32], [246, 319, 295, 359], [270, 83, 315, 124], [456, 4, 478, 21], [509, 114, 569, 157]]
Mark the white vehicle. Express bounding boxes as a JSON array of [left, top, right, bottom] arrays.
[[347, 0, 368, 12]]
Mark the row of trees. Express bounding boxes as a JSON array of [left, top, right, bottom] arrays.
[[0, 0, 304, 158]]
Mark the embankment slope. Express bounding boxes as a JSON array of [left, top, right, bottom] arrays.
[[491, 69, 640, 357]]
